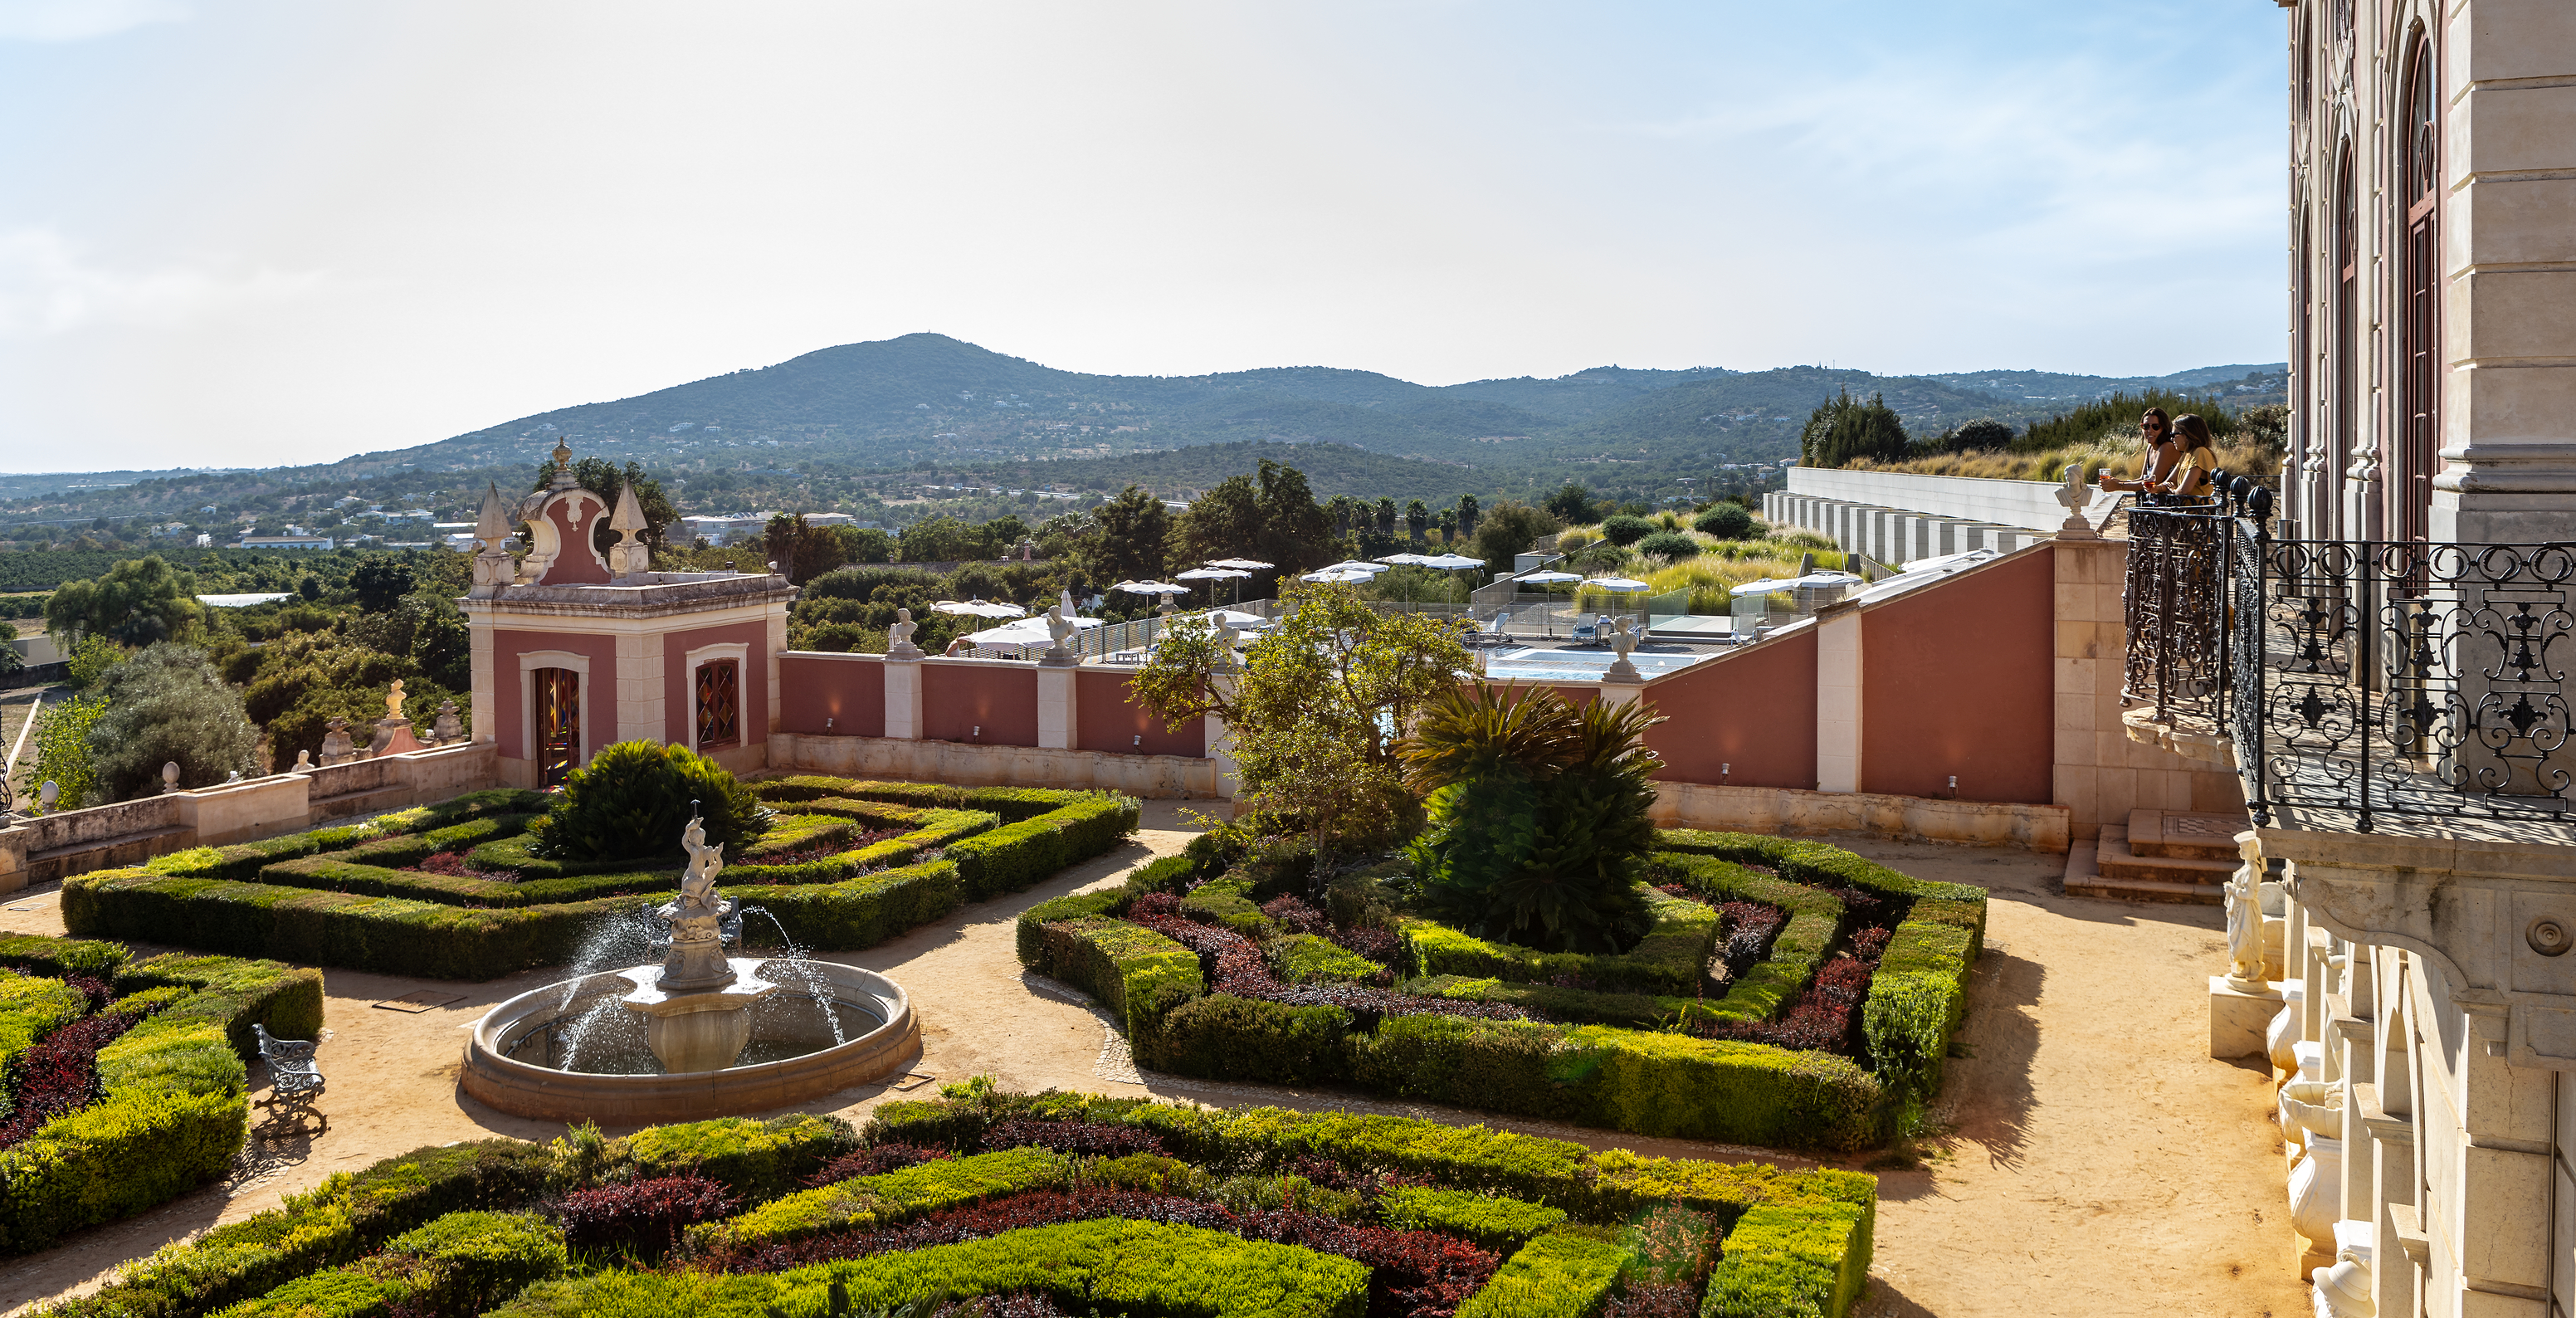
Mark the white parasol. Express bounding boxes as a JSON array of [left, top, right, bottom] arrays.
[[1515, 570, 1583, 585], [932, 599, 1027, 618], [1581, 577, 1654, 593], [1203, 558, 1273, 570]]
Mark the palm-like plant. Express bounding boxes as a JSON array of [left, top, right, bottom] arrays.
[[1399, 683, 1666, 952]]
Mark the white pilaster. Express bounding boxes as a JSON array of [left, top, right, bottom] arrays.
[[1815, 607, 1862, 793], [1035, 663, 1076, 750], [883, 657, 924, 740]]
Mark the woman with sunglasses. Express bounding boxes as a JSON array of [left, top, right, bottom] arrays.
[[2095, 408, 2178, 492]]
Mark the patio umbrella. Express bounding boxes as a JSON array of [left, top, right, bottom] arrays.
[[1300, 568, 1369, 583], [1730, 578, 1798, 594], [1176, 565, 1251, 606], [1204, 557, 1273, 570], [1417, 554, 1486, 571], [931, 599, 1027, 618], [1582, 577, 1653, 592], [1377, 553, 1432, 565], [1113, 580, 1189, 597], [1515, 570, 1583, 585], [1320, 559, 1390, 576]]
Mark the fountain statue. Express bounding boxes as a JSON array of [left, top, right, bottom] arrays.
[[612, 810, 783, 1074]]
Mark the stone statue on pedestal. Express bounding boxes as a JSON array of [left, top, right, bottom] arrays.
[[2224, 832, 2268, 990], [658, 813, 734, 992], [1603, 618, 1644, 682], [432, 700, 462, 745], [320, 718, 355, 766], [888, 608, 924, 659], [1041, 598, 1079, 666]]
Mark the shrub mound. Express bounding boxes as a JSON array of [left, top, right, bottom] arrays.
[[1018, 831, 1983, 1152], [0, 934, 324, 1255], [37, 1088, 1873, 1318], [62, 779, 1140, 980], [527, 740, 770, 862]]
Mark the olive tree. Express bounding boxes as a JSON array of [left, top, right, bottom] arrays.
[[1127, 582, 1470, 871]]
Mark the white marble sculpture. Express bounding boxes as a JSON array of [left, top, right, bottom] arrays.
[[2223, 832, 2267, 990], [888, 608, 924, 659], [676, 815, 724, 916]]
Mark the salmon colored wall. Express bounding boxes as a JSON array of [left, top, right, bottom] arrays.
[[777, 655, 884, 737], [662, 623, 769, 748], [537, 496, 611, 586], [1642, 630, 1818, 789], [923, 661, 1040, 746], [1076, 668, 1205, 755], [1861, 551, 2054, 803], [494, 630, 618, 761]]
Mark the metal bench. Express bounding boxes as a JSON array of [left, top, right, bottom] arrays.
[[255, 1023, 324, 1108]]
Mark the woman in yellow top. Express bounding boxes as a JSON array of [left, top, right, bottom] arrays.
[[2159, 413, 2221, 501]]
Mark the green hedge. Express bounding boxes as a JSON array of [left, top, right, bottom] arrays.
[[1644, 852, 1848, 1026], [1026, 916, 1201, 1033], [499, 1218, 1373, 1318], [1183, 876, 1271, 935], [63, 860, 962, 981], [1861, 919, 1978, 1103], [1011, 853, 1194, 965], [756, 776, 1122, 823], [1378, 1187, 1567, 1252], [864, 1094, 1877, 1226], [212, 1210, 566, 1318], [1272, 934, 1380, 985], [1400, 974, 1686, 1028], [66, 782, 1133, 980], [622, 1114, 858, 1202], [944, 796, 1141, 901], [1701, 1201, 1873, 1318], [1, 971, 88, 1081], [1398, 886, 1718, 997], [1455, 1228, 1630, 1318], [1141, 993, 1353, 1086], [0, 939, 325, 1256], [700, 1146, 1072, 1251], [0, 933, 130, 979]]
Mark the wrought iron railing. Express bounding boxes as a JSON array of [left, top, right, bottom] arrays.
[[2125, 479, 2574, 831]]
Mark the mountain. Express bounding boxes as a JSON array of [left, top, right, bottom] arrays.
[[0, 334, 2286, 530]]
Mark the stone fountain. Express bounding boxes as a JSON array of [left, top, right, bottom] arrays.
[[461, 814, 917, 1123]]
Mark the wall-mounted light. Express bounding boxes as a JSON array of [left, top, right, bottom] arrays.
[[973, 725, 982, 739], [1134, 735, 1144, 748], [1947, 774, 1959, 799], [1720, 762, 1730, 784], [825, 716, 835, 733]]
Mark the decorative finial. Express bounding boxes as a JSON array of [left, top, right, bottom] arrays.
[[552, 438, 573, 470]]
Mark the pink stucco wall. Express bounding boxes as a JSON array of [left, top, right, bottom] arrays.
[[777, 654, 885, 737], [661, 622, 769, 749], [493, 630, 618, 761], [923, 661, 1040, 746], [1076, 668, 1204, 756]]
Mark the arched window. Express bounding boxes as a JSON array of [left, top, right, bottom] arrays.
[[2394, 31, 2439, 548]]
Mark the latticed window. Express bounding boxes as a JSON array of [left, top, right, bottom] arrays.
[[695, 659, 740, 750], [2395, 30, 2440, 549]]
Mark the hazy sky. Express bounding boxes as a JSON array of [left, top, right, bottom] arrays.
[[0, 1, 2286, 472]]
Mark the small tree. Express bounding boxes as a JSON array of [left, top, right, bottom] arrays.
[[1456, 495, 1481, 541], [85, 643, 261, 801], [45, 555, 201, 647], [17, 692, 107, 811], [1544, 483, 1600, 525], [350, 559, 416, 613], [66, 635, 124, 690], [1600, 515, 1656, 546], [529, 740, 770, 862], [1468, 500, 1559, 574], [1399, 683, 1666, 952], [1799, 390, 1911, 468], [1693, 504, 1757, 539], [1128, 582, 1469, 873], [1404, 500, 1430, 546], [764, 514, 848, 585]]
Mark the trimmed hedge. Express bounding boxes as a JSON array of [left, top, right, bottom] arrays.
[[66, 782, 1136, 980], [495, 1218, 1374, 1318], [1011, 853, 1195, 965], [1398, 886, 1718, 997], [1142, 993, 1354, 1086], [1456, 1228, 1630, 1318], [0, 933, 130, 979], [1026, 916, 1201, 1032], [1378, 1187, 1568, 1252], [1, 971, 88, 1080], [754, 777, 1113, 823], [1702, 1200, 1874, 1318], [1272, 934, 1381, 985], [622, 1114, 859, 1202], [63, 860, 962, 981], [698, 1146, 1072, 1250], [212, 1209, 567, 1318], [0, 938, 324, 1256], [1645, 852, 1848, 1026]]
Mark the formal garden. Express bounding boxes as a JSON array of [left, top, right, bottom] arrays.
[[1, 648, 1983, 1318]]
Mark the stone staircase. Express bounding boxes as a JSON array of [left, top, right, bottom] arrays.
[[2063, 808, 2249, 904]]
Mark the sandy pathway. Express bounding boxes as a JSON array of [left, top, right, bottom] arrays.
[[2, 818, 2304, 1317]]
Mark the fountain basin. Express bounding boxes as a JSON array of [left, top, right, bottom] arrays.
[[461, 958, 917, 1124]]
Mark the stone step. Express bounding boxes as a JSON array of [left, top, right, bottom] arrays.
[[2126, 808, 2252, 861], [2062, 827, 2222, 905], [2099, 826, 2238, 885]]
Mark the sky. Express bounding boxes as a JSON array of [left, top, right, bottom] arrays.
[[0, 0, 2289, 471]]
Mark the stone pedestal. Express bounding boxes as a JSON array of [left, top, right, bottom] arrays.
[[1036, 662, 1076, 749], [884, 657, 924, 740], [617, 954, 783, 1075], [2211, 975, 2288, 1060], [364, 719, 422, 759]]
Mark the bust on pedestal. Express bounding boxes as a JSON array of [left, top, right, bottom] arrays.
[[364, 680, 424, 759], [1603, 618, 1646, 684], [887, 608, 925, 660]]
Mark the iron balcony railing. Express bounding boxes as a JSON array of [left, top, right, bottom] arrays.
[[2124, 481, 2575, 832]]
